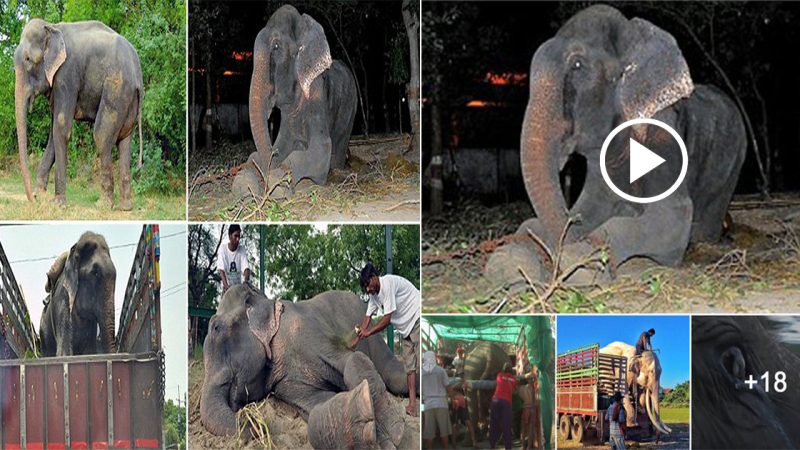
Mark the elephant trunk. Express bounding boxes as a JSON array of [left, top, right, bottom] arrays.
[[249, 33, 275, 165], [102, 276, 117, 353], [521, 41, 570, 249], [200, 369, 241, 437], [15, 67, 33, 201]]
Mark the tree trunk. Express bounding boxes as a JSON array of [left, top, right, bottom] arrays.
[[429, 103, 443, 215], [401, 0, 421, 153], [191, 39, 196, 156], [205, 68, 213, 154]]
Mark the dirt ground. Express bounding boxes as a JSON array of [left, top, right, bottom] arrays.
[[422, 193, 800, 313], [188, 134, 419, 221], [188, 358, 421, 449], [557, 423, 690, 450]]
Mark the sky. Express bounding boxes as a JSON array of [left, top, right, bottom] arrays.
[[557, 315, 690, 389], [0, 223, 187, 403]]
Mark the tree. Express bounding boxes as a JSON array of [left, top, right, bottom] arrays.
[[188, 224, 224, 309], [401, 0, 420, 153], [163, 399, 187, 449], [662, 380, 689, 407]]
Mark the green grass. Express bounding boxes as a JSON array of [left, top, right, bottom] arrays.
[[660, 406, 690, 423], [0, 166, 185, 220]]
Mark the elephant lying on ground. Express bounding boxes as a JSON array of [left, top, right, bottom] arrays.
[[693, 316, 800, 449], [488, 5, 745, 286], [200, 284, 409, 449], [233, 5, 357, 198], [599, 342, 671, 435], [15, 19, 143, 209], [39, 231, 117, 356]]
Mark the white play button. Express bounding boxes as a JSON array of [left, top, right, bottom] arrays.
[[629, 138, 666, 183], [599, 118, 688, 204]]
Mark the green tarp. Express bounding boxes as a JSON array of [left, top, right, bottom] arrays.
[[422, 315, 555, 450]]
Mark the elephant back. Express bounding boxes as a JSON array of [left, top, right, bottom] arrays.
[[463, 341, 509, 381]]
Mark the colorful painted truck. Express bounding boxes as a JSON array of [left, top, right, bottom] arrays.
[[557, 343, 651, 443], [0, 225, 163, 449]]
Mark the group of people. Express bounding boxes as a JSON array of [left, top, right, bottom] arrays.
[[217, 225, 422, 417], [422, 347, 543, 450]]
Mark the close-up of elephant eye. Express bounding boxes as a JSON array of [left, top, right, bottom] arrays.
[[572, 60, 582, 69]]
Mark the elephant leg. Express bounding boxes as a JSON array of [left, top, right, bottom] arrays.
[[117, 135, 133, 211], [307, 379, 377, 449], [51, 93, 77, 206], [591, 195, 693, 267], [343, 351, 405, 449], [484, 218, 548, 288], [284, 113, 332, 186], [623, 394, 637, 428], [365, 335, 407, 395], [93, 104, 125, 209], [35, 127, 55, 194]]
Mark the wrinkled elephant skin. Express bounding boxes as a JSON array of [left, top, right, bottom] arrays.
[[200, 284, 408, 449], [488, 5, 745, 286], [15, 19, 143, 209], [234, 5, 357, 198], [693, 317, 800, 449], [39, 232, 117, 356]]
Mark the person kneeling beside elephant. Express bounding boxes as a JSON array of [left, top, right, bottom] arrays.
[[200, 284, 411, 449]]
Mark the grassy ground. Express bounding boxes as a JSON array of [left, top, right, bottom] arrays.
[[557, 407, 690, 449], [659, 407, 689, 423], [423, 195, 800, 314], [0, 165, 185, 220]]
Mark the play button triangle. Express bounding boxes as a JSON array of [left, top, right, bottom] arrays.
[[629, 138, 666, 183]]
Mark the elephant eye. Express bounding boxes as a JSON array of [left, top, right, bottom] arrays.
[[572, 60, 582, 70]]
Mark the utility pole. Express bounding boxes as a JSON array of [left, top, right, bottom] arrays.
[[385, 225, 394, 352]]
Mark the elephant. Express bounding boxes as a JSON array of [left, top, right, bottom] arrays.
[[599, 341, 671, 436], [463, 342, 511, 436], [38, 231, 117, 357], [200, 284, 411, 449], [692, 316, 800, 449], [15, 18, 143, 210], [487, 5, 745, 286], [232, 5, 357, 198]]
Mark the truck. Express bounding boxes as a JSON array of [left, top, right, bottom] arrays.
[[0, 225, 164, 449], [556, 343, 653, 443]]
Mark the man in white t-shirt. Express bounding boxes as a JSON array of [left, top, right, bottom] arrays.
[[216, 224, 251, 292], [354, 262, 421, 417]]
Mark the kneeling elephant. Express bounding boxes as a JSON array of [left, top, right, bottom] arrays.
[[200, 284, 409, 449]]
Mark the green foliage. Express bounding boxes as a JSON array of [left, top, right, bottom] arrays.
[[0, 0, 185, 194], [662, 380, 690, 407], [163, 399, 187, 449]]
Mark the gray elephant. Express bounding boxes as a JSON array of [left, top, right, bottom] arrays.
[[693, 316, 800, 449], [15, 18, 143, 210], [233, 5, 357, 198], [200, 284, 410, 449], [38, 232, 117, 357], [488, 5, 745, 285], [463, 342, 510, 436]]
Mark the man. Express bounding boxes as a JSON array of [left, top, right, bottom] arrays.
[[490, 363, 518, 450], [519, 365, 541, 450], [422, 351, 451, 449], [608, 392, 626, 450], [452, 345, 466, 378], [216, 224, 250, 292], [354, 262, 421, 417], [635, 328, 655, 356]]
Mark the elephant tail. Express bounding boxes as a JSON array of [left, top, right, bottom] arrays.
[[137, 87, 144, 169]]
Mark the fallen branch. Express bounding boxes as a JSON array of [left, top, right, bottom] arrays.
[[384, 199, 420, 212]]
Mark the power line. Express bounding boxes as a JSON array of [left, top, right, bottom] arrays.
[[8, 231, 186, 264]]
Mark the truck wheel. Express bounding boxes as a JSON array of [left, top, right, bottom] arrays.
[[559, 414, 572, 440], [572, 415, 585, 442]]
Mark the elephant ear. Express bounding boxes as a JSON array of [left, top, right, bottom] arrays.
[[61, 245, 80, 314], [245, 287, 284, 360], [45, 251, 68, 293], [295, 14, 332, 99], [616, 17, 694, 123], [43, 25, 66, 87]]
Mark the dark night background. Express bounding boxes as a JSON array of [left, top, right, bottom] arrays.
[[189, 0, 412, 153], [422, 1, 800, 213]]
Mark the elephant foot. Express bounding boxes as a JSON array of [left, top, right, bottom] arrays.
[[344, 352, 404, 448], [484, 237, 545, 291], [97, 194, 114, 209], [232, 161, 294, 200], [55, 194, 67, 208], [118, 197, 133, 211], [308, 379, 377, 449]]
